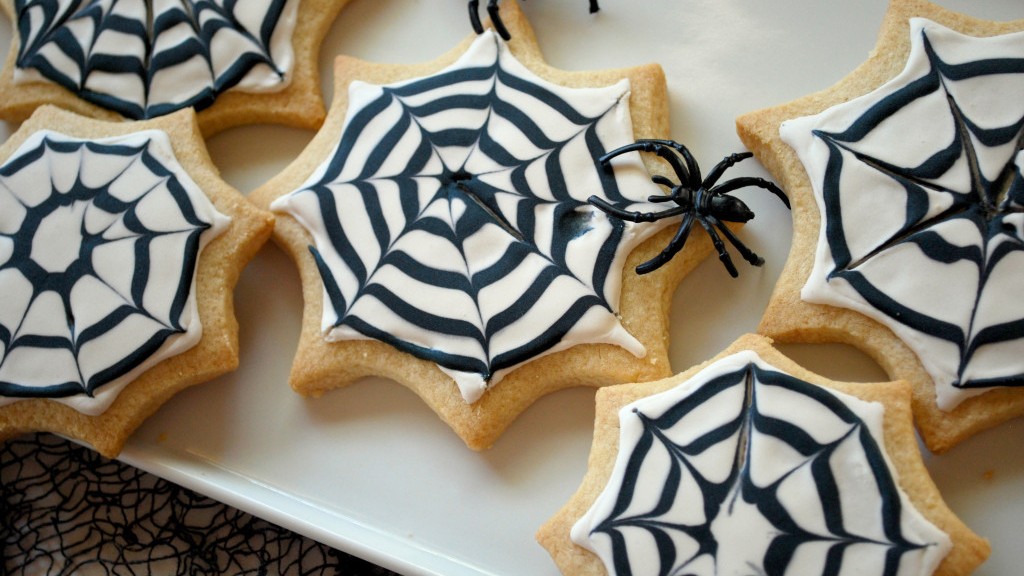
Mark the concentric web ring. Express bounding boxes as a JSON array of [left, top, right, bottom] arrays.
[[0, 129, 228, 414]]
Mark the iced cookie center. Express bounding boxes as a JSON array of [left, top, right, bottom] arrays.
[[443, 166, 525, 242], [0, 129, 229, 416], [13, 0, 300, 120], [571, 351, 952, 576], [273, 30, 670, 403], [30, 201, 88, 274], [708, 483, 776, 575], [782, 19, 1024, 411]]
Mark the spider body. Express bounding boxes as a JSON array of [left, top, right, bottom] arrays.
[[590, 139, 789, 277], [469, 0, 600, 40]]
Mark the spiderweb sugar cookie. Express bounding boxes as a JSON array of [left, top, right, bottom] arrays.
[[538, 333, 988, 576], [251, 0, 719, 450], [736, 0, 1024, 452], [0, 0, 351, 136], [0, 106, 274, 457]]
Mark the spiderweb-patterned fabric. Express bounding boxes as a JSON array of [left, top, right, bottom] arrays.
[[577, 353, 949, 576], [13, 0, 296, 119], [0, 434, 398, 576], [274, 31, 667, 402], [784, 20, 1024, 410], [0, 130, 225, 414]]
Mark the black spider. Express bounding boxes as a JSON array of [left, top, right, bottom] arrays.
[[469, 0, 600, 41], [589, 139, 789, 277]]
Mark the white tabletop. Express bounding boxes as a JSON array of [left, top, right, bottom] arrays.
[[2, 2, 1022, 575]]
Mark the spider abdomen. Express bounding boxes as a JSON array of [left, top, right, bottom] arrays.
[[708, 195, 754, 223]]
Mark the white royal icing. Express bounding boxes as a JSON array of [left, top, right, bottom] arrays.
[[13, 0, 300, 119], [273, 31, 671, 403], [572, 350, 952, 576], [781, 19, 1024, 410], [0, 129, 229, 416]]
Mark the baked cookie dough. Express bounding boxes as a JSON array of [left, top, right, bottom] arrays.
[[0, 105, 274, 457], [0, 0, 351, 136], [251, 0, 718, 450], [538, 333, 988, 576], [736, 0, 1024, 453]]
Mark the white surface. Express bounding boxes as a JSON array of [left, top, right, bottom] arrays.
[[2, 2, 1022, 575]]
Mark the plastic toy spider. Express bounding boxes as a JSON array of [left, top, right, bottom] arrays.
[[590, 139, 789, 277], [469, 0, 600, 40]]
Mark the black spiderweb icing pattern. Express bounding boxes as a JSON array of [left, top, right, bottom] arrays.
[[811, 24, 1024, 393], [280, 32, 659, 396], [0, 434, 398, 576], [14, 0, 292, 119], [586, 361, 946, 576], [0, 132, 215, 401]]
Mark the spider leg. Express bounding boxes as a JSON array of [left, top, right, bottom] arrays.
[[599, 140, 692, 185], [487, 0, 511, 40], [469, 0, 483, 34], [648, 139, 702, 190], [610, 139, 702, 190], [709, 215, 765, 267], [647, 193, 684, 205], [695, 215, 740, 277], [652, 175, 675, 189], [589, 195, 686, 223], [598, 140, 670, 162], [702, 152, 753, 189], [636, 214, 694, 275], [709, 176, 790, 209], [648, 176, 687, 206]]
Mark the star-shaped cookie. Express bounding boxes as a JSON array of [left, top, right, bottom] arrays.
[[736, 0, 1024, 453], [538, 333, 988, 576], [251, 0, 719, 450], [0, 105, 274, 457], [0, 0, 351, 136]]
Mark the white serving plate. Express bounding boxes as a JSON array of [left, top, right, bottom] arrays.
[[2, 1, 1022, 575]]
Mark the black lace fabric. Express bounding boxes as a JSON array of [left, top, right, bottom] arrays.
[[1, 434, 398, 576]]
